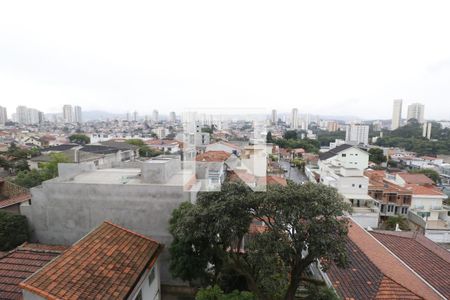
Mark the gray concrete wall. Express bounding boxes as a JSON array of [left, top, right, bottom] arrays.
[[22, 179, 193, 285]]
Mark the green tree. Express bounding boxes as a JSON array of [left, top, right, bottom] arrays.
[[0, 211, 30, 251], [126, 139, 145, 146], [68, 134, 90, 145], [266, 131, 273, 143], [139, 145, 163, 157], [169, 182, 350, 300], [368, 148, 386, 165], [40, 153, 71, 178], [283, 130, 298, 140], [409, 169, 441, 184]]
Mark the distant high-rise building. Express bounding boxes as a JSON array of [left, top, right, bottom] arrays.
[[345, 124, 369, 145], [16, 106, 29, 124], [327, 121, 339, 132], [291, 108, 299, 129], [423, 122, 432, 139], [407, 103, 425, 123], [271, 109, 277, 125], [63, 105, 73, 123], [391, 99, 402, 130], [152, 110, 159, 123], [74, 106, 82, 123], [169, 111, 176, 123], [133, 111, 138, 122], [16, 106, 42, 125], [0, 106, 7, 125]]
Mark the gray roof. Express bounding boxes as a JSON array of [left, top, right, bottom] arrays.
[[99, 140, 139, 151], [319, 144, 353, 161]]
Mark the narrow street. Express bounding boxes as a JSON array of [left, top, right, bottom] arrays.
[[279, 160, 308, 184]]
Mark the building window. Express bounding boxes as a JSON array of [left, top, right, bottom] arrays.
[[352, 184, 355, 187], [148, 267, 155, 286], [135, 290, 143, 300], [359, 184, 362, 188], [342, 154, 346, 157]]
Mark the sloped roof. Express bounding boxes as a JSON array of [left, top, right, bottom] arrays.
[[20, 221, 164, 300], [196, 151, 231, 162], [0, 243, 65, 300], [0, 193, 31, 209], [80, 144, 119, 154], [99, 140, 139, 150], [405, 184, 446, 196], [319, 144, 353, 161], [371, 231, 450, 298], [41, 144, 78, 152], [398, 173, 434, 185], [326, 220, 442, 300]]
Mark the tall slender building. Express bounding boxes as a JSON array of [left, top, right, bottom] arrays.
[[74, 106, 82, 123], [271, 109, 277, 125], [407, 103, 425, 123], [152, 110, 159, 123], [391, 99, 402, 130], [0, 106, 7, 125], [63, 105, 73, 123], [169, 111, 176, 123], [291, 108, 299, 129]]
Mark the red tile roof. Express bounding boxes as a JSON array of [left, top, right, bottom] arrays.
[[196, 151, 231, 162], [398, 173, 434, 185], [371, 231, 450, 299], [0, 194, 31, 209], [20, 221, 164, 300], [327, 220, 442, 300], [0, 243, 65, 300], [405, 184, 446, 196]]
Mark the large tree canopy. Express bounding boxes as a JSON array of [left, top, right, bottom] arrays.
[[169, 182, 350, 300]]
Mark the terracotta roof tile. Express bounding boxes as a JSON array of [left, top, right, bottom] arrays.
[[0, 193, 31, 209], [371, 231, 450, 299], [196, 151, 231, 162], [20, 221, 164, 300], [327, 220, 442, 300], [404, 184, 446, 196], [0, 244, 64, 300], [398, 173, 434, 185]]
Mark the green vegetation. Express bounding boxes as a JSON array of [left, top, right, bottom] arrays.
[[196, 285, 255, 300], [126, 139, 163, 157], [0, 143, 41, 174], [169, 182, 350, 300], [274, 138, 320, 153], [0, 211, 30, 251], [12, 153, 70, 188], [409, 168, 441, 184], [382, 216, 410, 231], [316, 130, 345, 147], [68, 134, 90, 145], [376, 120, 450, 156], [368, 148, 386, 165], [266, 131, 273, 143]]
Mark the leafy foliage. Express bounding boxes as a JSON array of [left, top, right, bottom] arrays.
[[316, 130, 345, 147], [377, 121, 450, 155], [196, 285, 255, 300], [169, 182, 350, 300], [0, 211, 30, 251], [126, 139, 163, 157], [12, 153, 70, 188], [68, 134, 90, 145], [368, 148, 386, 164], [274, 138, 320, 153]]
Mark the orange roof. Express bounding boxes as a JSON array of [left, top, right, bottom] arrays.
[[260, 176, 287, 186], [405, 184, 445, 196], [196, 151, 231, 162], [328, 220, 443, 299], [398, 173, 434, 185], [0, 193, 31, 209], [20, 221, 163, 300]]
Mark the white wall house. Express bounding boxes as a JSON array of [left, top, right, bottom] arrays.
[[318, 144, 379, 228]]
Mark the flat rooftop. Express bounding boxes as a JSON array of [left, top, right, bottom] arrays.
[[62, 168, 193, 186]]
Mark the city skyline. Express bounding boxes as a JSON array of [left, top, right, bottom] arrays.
[[2, 1, 450, 119]]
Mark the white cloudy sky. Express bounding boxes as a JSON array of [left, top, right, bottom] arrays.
[[1, 1, 450, 120]]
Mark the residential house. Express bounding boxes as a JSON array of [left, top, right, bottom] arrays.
[[365, 170, 412, 218], [206, 141, 241, 156], [318, 144, 379, 228], [195, 151, 232, 191], [20, 221, 164, 300], [146, 139, 181, 154], [21, 155, 198, 285]]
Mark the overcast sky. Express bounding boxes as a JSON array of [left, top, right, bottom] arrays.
[[1, 1, 450, 120]]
